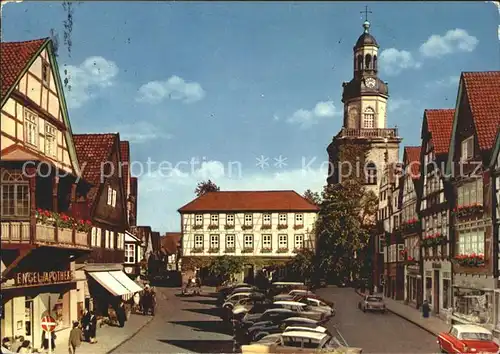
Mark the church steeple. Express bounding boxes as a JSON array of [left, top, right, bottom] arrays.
[[353, 10, 379, 79]]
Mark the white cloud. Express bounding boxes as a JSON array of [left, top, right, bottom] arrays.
[[425, 75, 460, 89], [136, 160, 329, 232], [61, 56, 119, 109], [419, 29, 479, 58], [388, 98, 412, 113], [287, 101, 341, 129], [136, 75, 205, 104], [379, 48, 421, 76], [118, 121, 173, 144]]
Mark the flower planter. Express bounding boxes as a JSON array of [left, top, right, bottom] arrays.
[[261, 225, 272, 230], [241, 248, 254, 254], [208, 248, 220, 253], [224, 248, 235, 253], [36, 223, 56, 242], [192, 225, 203, 230], [75, 231, 88, 245], [454, 254, 485, 267], [191, 248, 203, 254], [454, 204, 484, 219], [261, 248, 272, 253], [293, 225, 304, 230], [59, 228, 73, 243], [277, 225, 288, 230], [208, 225, 219, 230], [276, 248, 289, 254], [224, 225, 234, 230], [241, 225, 253, 230]]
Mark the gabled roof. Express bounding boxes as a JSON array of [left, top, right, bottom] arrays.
[[403, 146, 421, 179], [178, 190, 320, 213], [119, 141, 130, 196], [73, 134, 117, 186], [161, 232, 182, 254], [423, 109, 455, 155], [0, 38, 47, 102], [462, 71, 500, 151]]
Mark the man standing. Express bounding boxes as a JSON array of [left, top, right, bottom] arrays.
[[68, 321, 82, 354]]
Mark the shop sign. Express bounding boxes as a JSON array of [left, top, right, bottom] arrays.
[[15, 271, 74, 286]]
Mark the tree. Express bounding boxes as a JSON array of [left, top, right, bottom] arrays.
[[195, 179, 220, 197], [208, 256, 244, 283], [303, 189, 321, 206], [288, 249, 316, 281]]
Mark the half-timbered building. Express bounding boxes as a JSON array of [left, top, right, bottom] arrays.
[[419, 109, 454, 319], [491, 128, 500, 337], [178, 190, 319, 284], [71, 133, 142, 316], [0, 38, 92, 348], [445, 71, 500, 335]]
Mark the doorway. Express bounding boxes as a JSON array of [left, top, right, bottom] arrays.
[[433, 270, 440, 314], [25, 297, 34, 345]]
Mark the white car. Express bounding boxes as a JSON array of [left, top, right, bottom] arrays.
[[284, 325, 328, 334], [274, 289, 314, 301], [223, 292, 254, 309], [298, 297, 336, 316], [273, 301, 326, 322]]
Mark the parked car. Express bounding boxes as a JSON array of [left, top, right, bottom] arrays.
[[268, 281, 307, 297], [437, 324, 499, 354], [273, 301, 328, 322], [232, 297, 273, 315], [358, 295, 386, 313], [293, 293, 335, 308], [296, 297, 335, 317], [241, 308, 296, 328], [181, 282, 201, 296], [223, 292, 266, 310], [274, 289, 315, 301], [250, 318, 325, 342], [217, 284, 255, 306]]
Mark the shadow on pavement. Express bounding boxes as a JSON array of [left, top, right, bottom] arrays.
[[169, 320, 231, 335], [183, 307, 222, 317], [181, 298, 218, 305], [158, 339, 236, 353]]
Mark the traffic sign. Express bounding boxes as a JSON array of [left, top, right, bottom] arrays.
[[41, 315, 57, 332]]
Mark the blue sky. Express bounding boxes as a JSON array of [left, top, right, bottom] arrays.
[[3, 1, 499, 233]]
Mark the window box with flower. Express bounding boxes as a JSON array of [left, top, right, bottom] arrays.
[[191, 248, 203, 254], [400, 218, 420, 234], [224, 247, 235, 253], [276, 248, 289, 254], [241, 225, 253, 230], [261, 224, 272, 230], [208, 248, 220, 253], [454, 253, 485, 267], [422, 233, 447, 248], [453, 203, 484, 219], [277, 224, 288, 230], [192, 224, 203, 230], [208, 224, 219, 230], [241, 248, 254, 253], [404, 256, 417, 265], [261, 248, 272, 253], [224, 224, 235, 230], [293, 224, 304, 230]]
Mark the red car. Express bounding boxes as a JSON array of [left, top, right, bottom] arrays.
[[437, 324, 499, 353]]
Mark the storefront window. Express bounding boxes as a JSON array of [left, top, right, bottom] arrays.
[[453, 287, 493, 325]]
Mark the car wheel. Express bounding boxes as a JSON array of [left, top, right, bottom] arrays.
[[438, 344, 446, 353]]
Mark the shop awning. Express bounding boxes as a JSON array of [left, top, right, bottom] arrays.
[[88, 270, 143, 296]]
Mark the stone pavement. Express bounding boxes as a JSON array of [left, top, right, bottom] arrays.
[[355, 289, 449, 336], [53, 313, 153, 354]]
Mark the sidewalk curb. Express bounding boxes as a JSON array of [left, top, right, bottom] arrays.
[[354, 289, 438, 337], [106, 315, 154, 354]]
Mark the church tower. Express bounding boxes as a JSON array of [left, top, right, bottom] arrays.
[[326, 15, 402, 197]]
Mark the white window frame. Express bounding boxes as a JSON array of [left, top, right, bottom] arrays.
[[262, 234, 272, 249], [195, 214, 203, 225], [105, 230, 110, 249], [243, 234, 253, 249], [0, 171, 30, 217], [278, 213, 287, 225], [24, 108, 38, 147], [91, 227, 98, 247], [397, 244, 405, 262], [457, 179, 483, 207], [263, 213, 271, 225], [461, 136, 474, 161], [44, 123, 56, 157], [107, 187, 117, 207], [244, 214, 253, 226], [378, 236, 385, 254], [363, 107, 375, 129], [294, 213, 303, 225], [210, 214, 219, 225], [278, 234, 288, 249], [125, 244, 135, 264], [109, 231, 115, 249], [225, 234, 235, 249], [194, 234, 204, 249], [457, 223, 485, 255], [210, 234, 219, 249], [294, 234, 304, 250], [226, 214, 234, 225]]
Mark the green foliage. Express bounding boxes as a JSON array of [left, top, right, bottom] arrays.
[[288, 248, 316, 279], [195, 179, 220, 197], [208, 256, 244, 280], [303, 189, 322, 206]]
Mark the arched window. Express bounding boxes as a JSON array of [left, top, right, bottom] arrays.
[[365, 162, 377, 185], [365, 54, 372, 69], [357, 55, 363, 71], [363, 107, 375, 128], [373, 55, 378, 70], [1, 170, 30, 217]]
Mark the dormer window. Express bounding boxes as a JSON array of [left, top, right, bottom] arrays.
[[461, 136, 474, 161]]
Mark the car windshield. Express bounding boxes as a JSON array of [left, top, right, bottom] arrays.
[[461, 332, 493, 341], [367, 296, 382, 302]]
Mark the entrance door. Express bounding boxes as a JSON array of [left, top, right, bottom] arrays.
[[433, 270, 440, 314], [25, 297, 34, 345]]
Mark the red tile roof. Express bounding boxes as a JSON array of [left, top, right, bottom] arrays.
[[161, 232, 181, 254], [424, 109, 455, 155], [73, 134, 117, 186], [404, 146, 421, 179], [120, 141, 130, 195], [462, 71, 500, 151], [178, 190, 320, 213], [0, 38, 47, 100]]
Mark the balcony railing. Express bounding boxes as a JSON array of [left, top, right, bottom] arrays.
[[1, 221, 91, 249], [339, 128, 399, 139]]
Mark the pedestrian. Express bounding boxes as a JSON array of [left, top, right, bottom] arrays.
[[2, 337, 15, 354], [117, 301, 126, 327], [422, 299, 430, 318], [16, 340, 31, 353], [80, 309, 90, 342], [42, 331, 56, 351], [88, 311, 98, 343], [68, 321, 82, 354]]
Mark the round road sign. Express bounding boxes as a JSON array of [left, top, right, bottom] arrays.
[[41, 315, 57, 332]]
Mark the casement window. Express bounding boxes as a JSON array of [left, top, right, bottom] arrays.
[[125, 244, 135, 263], [457, 179, 483, 207], [457, 222, 485, 255], [378, 236, 384, 254], [461, 136, 474, 161], [210, 214, 219, 225], [294, 234, 304, 250], [117, 233, 124, 249], [262, 234, 272, 249], [110, 231, 115, 249], [0, 170, 30, 217], [210, 234, 219, 249], [107, 187, 117, 207], [278, 234, 288, 249], [243, 234, 253, 249], [93, 228, 101, 247], [262, 213, 271, 225], [44, 123, 56, 157], [244, 214, 253, 226], [397, 244, 405, 262], [225, 234, 235, 249], [278, 213, 287, 225], [42, 62, 50, 84], [194, 234, 204, 249], [294, 213, 303, 225], [24, 109, 38, 147], [195, 214, 203, 225], [226, 214, 234, 225], [91, 228, 98, 247], [105, 230, 110, 249]]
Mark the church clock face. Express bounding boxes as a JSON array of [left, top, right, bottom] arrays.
[[365, 77, 376, 89]]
